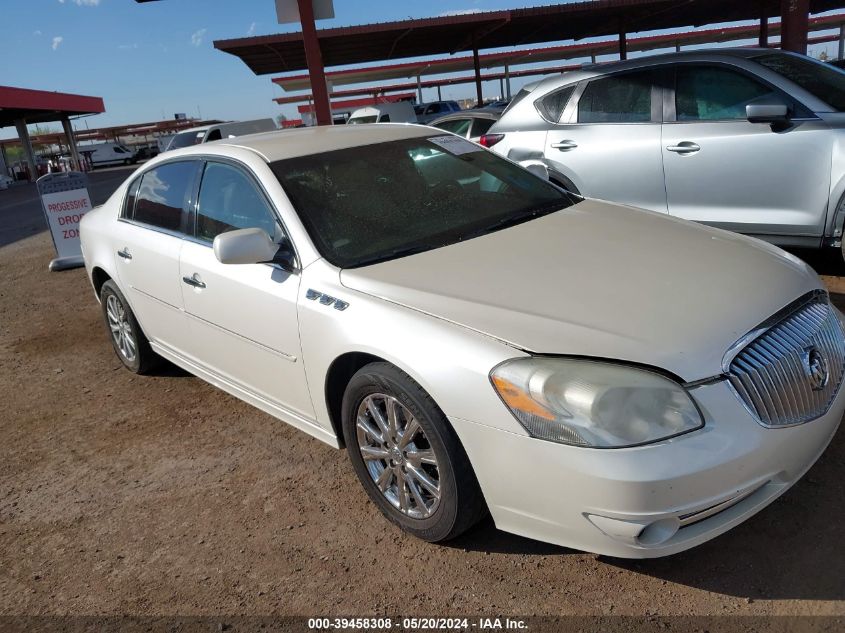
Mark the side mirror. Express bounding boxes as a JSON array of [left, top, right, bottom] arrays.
[[746, 100, 790, 124], [519, 160, 550, 181], [213, 228, 294, 269]]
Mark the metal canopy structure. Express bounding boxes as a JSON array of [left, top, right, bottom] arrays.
[[215, 0, 845, 76], [0, 85, 106, 181], [271, 13, 845, 95]]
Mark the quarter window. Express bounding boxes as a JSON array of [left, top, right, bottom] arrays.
[[122, 177, 141, 219], [537, 85, 575, 123], [675, 66, 775, 121], [195, 162, 282, 242], [133, 161, 196, 232], [578, 72, 653, 123]]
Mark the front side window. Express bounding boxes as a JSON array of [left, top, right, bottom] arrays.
[[434, 118, 472, 136], [675, 66, 775, 121], [271, 136, 575, 268], [578, 71, 653, 123], [133, 161, 196, 232], [195, 162, 282, 242], [752, 52, 845, 112]]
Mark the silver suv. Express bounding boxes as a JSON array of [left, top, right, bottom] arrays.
[[489, 49, 845, 254]]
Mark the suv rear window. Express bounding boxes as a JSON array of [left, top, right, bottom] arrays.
[[753, 52, 845, 111]]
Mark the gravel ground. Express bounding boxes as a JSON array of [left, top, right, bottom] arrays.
[[0, 173, 843, 626]]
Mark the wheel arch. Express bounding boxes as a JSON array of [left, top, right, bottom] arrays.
[[324, 351, 387, 448], [91, 266, 112, 298]]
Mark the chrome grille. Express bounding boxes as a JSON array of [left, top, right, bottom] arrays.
[[727, 293, 845, 427]]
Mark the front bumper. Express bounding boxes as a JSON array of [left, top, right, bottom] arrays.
[[451, 379, 843, 558]]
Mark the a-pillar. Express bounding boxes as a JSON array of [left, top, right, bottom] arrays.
[[61, 116, 81, 172], [14, 119, 38, 182], [780, 0, 810, 54]]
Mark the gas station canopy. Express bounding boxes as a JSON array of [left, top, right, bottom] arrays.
[[0, 86, 105, 127]]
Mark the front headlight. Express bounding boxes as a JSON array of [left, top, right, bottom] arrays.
[[490, 358, 703, 448]]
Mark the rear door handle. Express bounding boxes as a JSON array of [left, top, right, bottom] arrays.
[[551, 140, 578, 151], [182, 274, 206, 289], [117, 248, 132, 260], [666, 142, 701, 154]]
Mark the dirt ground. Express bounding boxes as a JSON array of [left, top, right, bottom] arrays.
[[0, 171, 843, 624]]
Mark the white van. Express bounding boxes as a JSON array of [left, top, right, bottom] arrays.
[[79, 143, 137, 168], [347, 102, 417, 124], [165, 118, 277, 151]]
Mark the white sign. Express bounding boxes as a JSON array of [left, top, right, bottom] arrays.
[[41, 188, 91, 259], [275, 0, 335, 24], [428, 135, 483, 156]]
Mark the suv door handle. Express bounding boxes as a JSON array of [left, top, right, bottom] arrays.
[[551, 140, 578, 151], [117, 248, 132, 260], [666, 142, 701, 154], [182, 274, 206, 289]]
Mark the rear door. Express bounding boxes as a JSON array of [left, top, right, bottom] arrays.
[[178, 159, 314, 420], [662, 63, 832, 240], [112, 160, 200, 349], [544, 69, 667, 212]]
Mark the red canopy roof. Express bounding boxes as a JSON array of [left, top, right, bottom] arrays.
[[0, 86, 105, 127]]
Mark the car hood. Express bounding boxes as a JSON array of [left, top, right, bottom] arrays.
[[340, 199, 821, 381]]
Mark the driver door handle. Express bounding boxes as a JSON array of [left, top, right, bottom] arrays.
[[666, 142, 701, 154], [182, 274, 206, 289], [117, 247, 132, 260], [551, 140, 578, 151]]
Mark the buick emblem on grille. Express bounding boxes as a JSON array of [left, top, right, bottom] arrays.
[[805, 347, 830, 391]]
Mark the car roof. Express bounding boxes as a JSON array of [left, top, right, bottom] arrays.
[[181, 123, 436, 162]]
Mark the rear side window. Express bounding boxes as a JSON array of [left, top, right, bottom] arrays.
[[471, 118, 495, 137], [675, 66, 775, 121], [536, 85, 575, 123], [578, 71, 653, 123], [133, 161, 197, 232], [379, 114, 391, 122], [435, 118, 472, 136]]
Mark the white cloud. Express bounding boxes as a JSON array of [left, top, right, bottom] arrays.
[[59, 0, 101, 5], [52, 36, 63, 50], [247, 22, 257, 36], [118, 43, 138, 50], [439, 8, 482, 16], [33, 30, 42, 36], [190, 28, 207, 47]]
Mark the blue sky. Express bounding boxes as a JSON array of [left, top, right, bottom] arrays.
[[1, 0, 841, 139]]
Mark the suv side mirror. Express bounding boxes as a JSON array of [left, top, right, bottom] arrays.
[[746, 99, 790, 124], [213, 228, 294, 270]]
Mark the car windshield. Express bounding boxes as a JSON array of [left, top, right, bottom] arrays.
[[271, 136, 576, 268], [348, 116, 377, 125], [752, 52, 845, 111], [168, 130, 206, 150]]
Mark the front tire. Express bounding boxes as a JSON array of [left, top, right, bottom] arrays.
[[341, 362, 486, 542], [100, 280, 159, 374]]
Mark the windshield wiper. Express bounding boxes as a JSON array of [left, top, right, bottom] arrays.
[[462, 201, 566, 241], [350, 244, 437, 268]]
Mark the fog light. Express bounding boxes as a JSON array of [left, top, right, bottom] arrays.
[[636, 518, 680, 546], [586, 514, 680, 547]]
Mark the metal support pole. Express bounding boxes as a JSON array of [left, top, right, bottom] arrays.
[[472, 44, 483, 106], [839, 24, 845, 59], [780, 0, 810, 54], [61, 116, 81, 172], [437, 85, 442, 101], [759, 16, 769, 47], [417, 75, 422, 104], [298, 0, 332, 126], [499, 78, 504, 99], [675, 43, 681, 53], [619, 28, 628, 60], [14, 119, 38, 182], [504, 63, 511, 99]]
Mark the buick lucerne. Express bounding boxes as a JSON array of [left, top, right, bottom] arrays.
[[80, 125, 844, 558]]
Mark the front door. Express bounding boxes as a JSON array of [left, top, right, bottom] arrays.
[[662, 64, 832, 240], [178, 160, 314, 420]]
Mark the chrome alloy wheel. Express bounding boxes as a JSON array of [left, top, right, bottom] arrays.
[[356, 393, 441, 519], [105, 294, 137, 363]]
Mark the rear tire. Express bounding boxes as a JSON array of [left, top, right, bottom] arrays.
[[341, 362, 486, 542], [99, 280, 159, 374]]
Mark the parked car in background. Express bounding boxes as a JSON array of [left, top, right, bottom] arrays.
[[829, 58, 845, 70], [491, 49, 845, 257], [165, 119, 277, 151], [430, 108, 501, 142], [79, 142, 138, 168], [347, 102, 417, 124], [413, 101, 462, 124], [81, 124, 843, 558]]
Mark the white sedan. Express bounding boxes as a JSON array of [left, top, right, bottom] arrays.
[[80, 125, 844, 558]]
